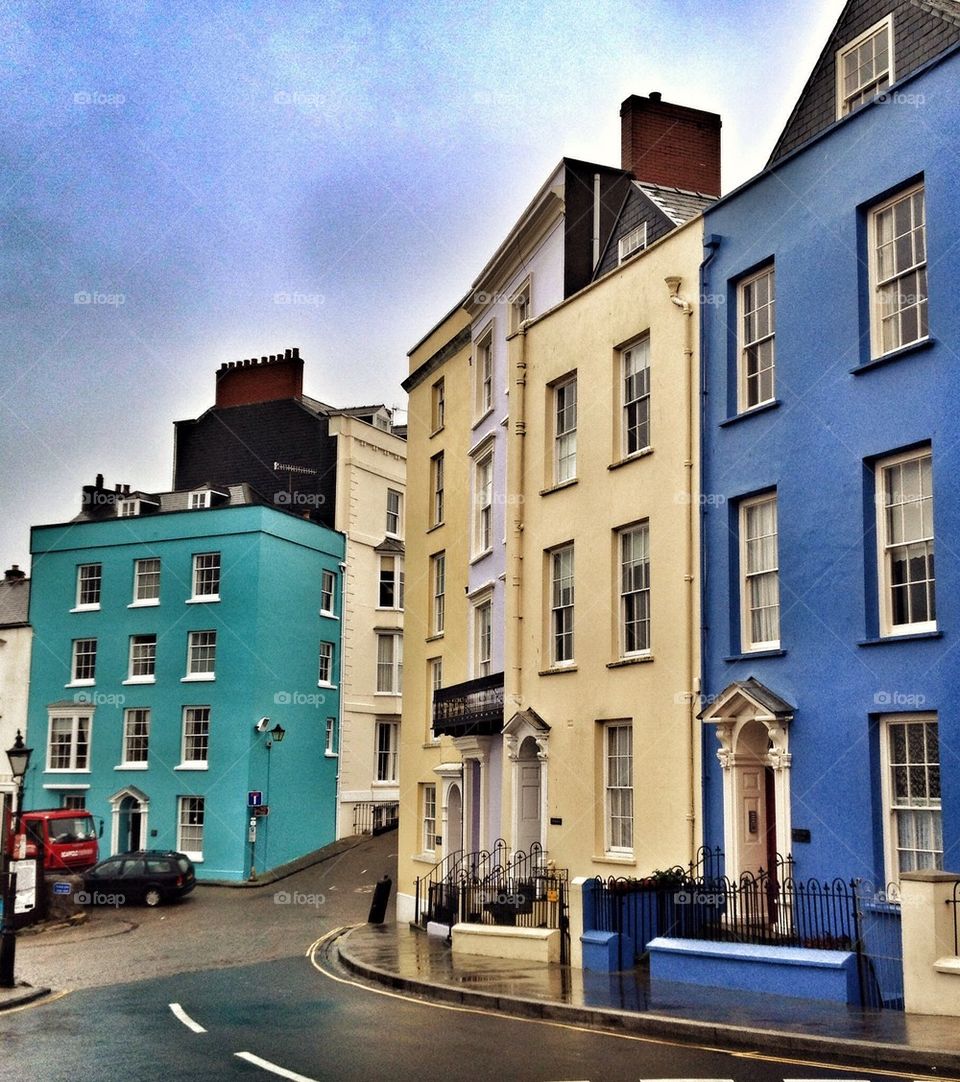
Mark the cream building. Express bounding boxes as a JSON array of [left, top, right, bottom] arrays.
[[0, 566, 31, 818], [503, 217, 703, 879], [330, 413, 408, 839]]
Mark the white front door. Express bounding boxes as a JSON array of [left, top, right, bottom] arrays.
[[515, 739, 541, 855]]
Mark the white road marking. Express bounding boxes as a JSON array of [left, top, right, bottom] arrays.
[[234, 1051, 320, 1081], [168, 1002, 206, 1033]]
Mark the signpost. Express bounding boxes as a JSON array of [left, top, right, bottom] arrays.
[[247, 791, 263, 807]]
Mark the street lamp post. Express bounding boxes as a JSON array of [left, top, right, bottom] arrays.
[[249, 722, 285, 881], [1, 730, 33, 988]]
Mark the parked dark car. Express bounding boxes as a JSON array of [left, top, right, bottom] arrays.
[[82, 850, 196, 907]]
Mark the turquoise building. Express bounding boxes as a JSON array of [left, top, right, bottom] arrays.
[[24, 477, 345, 881]]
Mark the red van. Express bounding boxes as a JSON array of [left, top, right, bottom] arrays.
[[9, 809, 100, 872]]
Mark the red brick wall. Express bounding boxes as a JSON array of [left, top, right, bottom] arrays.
[[620, 94, 721, 196], [215, 349, 304, 408]]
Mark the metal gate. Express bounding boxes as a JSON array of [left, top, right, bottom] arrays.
[[853, 880, 904, 1009]]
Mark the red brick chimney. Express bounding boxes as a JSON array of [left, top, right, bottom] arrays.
[[620, 92, 721, 197], [215, 347, 304, 408]]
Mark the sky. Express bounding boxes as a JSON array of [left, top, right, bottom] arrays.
[[0, 0, 846, 571]]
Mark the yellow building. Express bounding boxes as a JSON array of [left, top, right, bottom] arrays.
[[396, 305, 473, 924], [503, 216, 703, 882]]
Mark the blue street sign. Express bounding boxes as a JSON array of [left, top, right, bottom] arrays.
[[247, 791, 263, 807], [53, 882, 71, 895]]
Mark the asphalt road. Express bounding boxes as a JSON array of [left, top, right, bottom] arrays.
[[0, 832, 942, 1082]]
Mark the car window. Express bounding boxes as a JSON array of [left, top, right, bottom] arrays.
[[176, 857, 192, 875], [93, 860, 124, 877], [146, 860, 172, 875], [119, 860, 145, 877]]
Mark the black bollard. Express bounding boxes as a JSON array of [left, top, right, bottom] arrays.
[[367, 874, 392, 924]]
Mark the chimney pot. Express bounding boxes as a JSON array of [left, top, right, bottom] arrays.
[[96, 473, 104, 488], [4, 565, 25, 581], [285, 348, 292, 360], [649, 91, 661, 101], [292, 347, 299, 359]]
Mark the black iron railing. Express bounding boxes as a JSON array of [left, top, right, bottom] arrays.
[[432, 672, 504, 738], [352, 801, 399, 836]]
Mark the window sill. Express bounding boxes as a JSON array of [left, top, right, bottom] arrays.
[[174, 763, 209, 771], [128, 599, 160, 608], [66, 680, 96, 688], [41, 781, 90, 788], [374, 691, 401, 698], [858, 630, 942, 647], [115, 763, 149, 771], [44, 769, 92, 775], [70, 605, 100, 614], [608, 447, 653, 471], [413, 852, 438, 865], [123, 676, 156, 685], [853, 336, 935, 375], [317, 682, 337, 690], [539, 478, 578, 497], [426, 521, 444, 535], [324, 751, 338, 758], [724, 648, 786, 661], [430, 425, 445, 439], [472, 406, 495, 430], [320, 610, 339, 619], [186, 596, 220, 604], [720, 400, 781, 427], [538, 665, 578, 677], [607, 654, 654, 669], [375, 607, 404, 614], [470, 549, 494, 566], [423, 740, 441, 749], [592, 853, 636, 866], [182, 674, 215, 682], [425, 632, 444, 643], [182, 852, 203, 863]]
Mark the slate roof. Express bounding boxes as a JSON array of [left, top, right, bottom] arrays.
[[636, 183, 715, 227], [913, 0, 960, 27], [699, 678, 796, 720], [0, 577, 29, 627], [71, 482, 269, 522]]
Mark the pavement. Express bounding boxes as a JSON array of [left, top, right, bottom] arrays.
[[337, 921, 960, 1076]]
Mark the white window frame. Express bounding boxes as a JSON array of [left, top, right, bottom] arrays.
[[431, 552, 445, 635], [376, 633, 403, 695], [74, 563, 102, 610], [190, 490, 211, 509], [553, 375, 577, 484], [325, 717, 336, 756], [880, 714, 942, 882], [132, 557, 160, 606], [375, 720, 399, 784], [190, 552, 221, 602], [117, 499, 140, 518], [185, 630, 217, 680], [318, 641, 335, 686], [422, 783, 437, 854], [473, 449, 494, 557], [180, 706, 210, 768], [126, 633, 157, 683], [70, 638, 97, 685], [177, 795, 205, 861], [740, 493, 781, 652], [62, 794, 86, 810], [475, 328, 493, 419], [876, 447, 936, 636], [619, 523, 650, 658], [46, 710, 92, 772], [378, 555, 404, 611], [738, 264, 776, 412], [386, 489, 403, 538], [836, 15, 894, 118], [121, 708, 150, 767], [320, 569, 336, 616], [510, 279, 531, 335], [431, 452, 444, 527], [868, 182, 927, 359], [432, 378, 445, 432], [473, 596, 492, 678], [604, 721, 634, 854], [549, 545, 575, 667], [622, 336, 651, 458], [427, 657, 442, 742], [618, 223, 647, 264]]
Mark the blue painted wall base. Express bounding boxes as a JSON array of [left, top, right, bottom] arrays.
[[581, 929, 635, 972], [647, 937, 861, 1005]]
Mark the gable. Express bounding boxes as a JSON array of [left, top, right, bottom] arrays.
[[768, 0, 960, 164]]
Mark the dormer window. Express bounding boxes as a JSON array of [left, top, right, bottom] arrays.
[[190, 491, 211, 509], [837, 16, 893, 118], [118, 499, 140, 517], [618, 224, 647, 264]]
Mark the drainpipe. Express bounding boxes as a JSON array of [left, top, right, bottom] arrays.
[[665, 275, 696, 865], [507, 325, 528, 710], [592, 174, 601, 270], [335, 557, 347, 840]]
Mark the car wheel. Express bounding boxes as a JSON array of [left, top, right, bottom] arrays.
[[144, 886, 163, 907]]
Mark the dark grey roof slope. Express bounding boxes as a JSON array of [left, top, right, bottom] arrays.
[[768, 0, 960, 164], [0, 578, 29, 627]]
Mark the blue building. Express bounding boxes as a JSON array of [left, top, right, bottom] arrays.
[[699, 1, 960, 889], [25, 477, 345, 881]]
